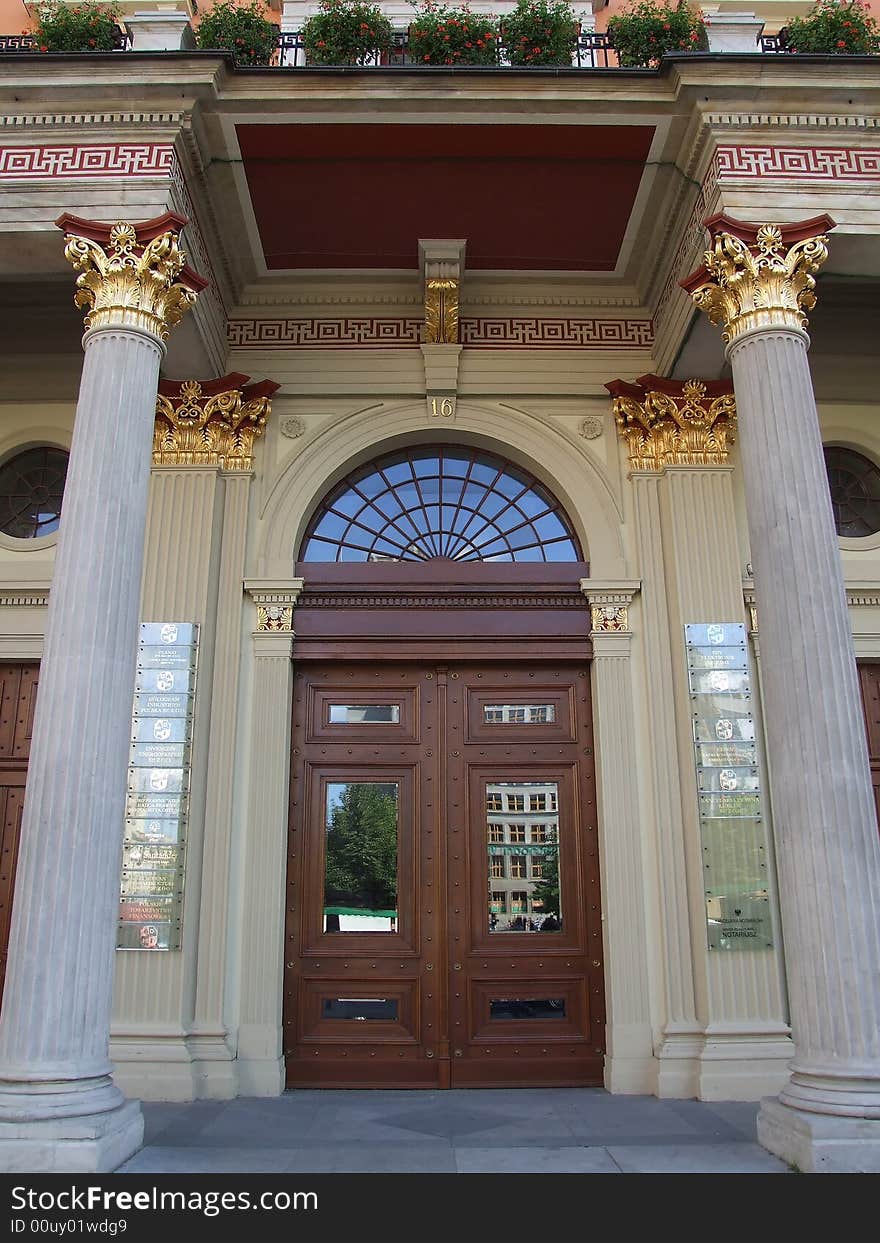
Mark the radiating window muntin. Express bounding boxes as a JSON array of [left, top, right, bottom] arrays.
[[301, 446, 581, 563], [0, 446, 69, 539], [823, 446, 880, 538]]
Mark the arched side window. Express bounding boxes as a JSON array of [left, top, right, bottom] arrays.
[[0, 446, 69, 540], [823, 446, 880, 539], [300, 446, 582, 563]]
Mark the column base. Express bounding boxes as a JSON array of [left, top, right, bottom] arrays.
[[758, 1096, 880, 1173], [0, 1099, 143, 1173], [604, 1055, 658, 1095]]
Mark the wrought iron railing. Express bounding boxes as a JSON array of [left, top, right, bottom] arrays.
[[275, 29, 619, 68], [0, 28, 850, 65]]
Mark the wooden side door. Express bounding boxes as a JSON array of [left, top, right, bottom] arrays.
[[857, 662, 880, 829], [0, 662, 39, 1007], [285, 662, 446, 1087], [446, 663, 605, 1086]]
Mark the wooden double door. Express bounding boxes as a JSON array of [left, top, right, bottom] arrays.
[[285, 660, 604, 1087]]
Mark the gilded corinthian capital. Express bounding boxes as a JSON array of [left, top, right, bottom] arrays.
[[56, 212, 208, 341], [154, 373, 280, 470], [680, 213, 835, 345], [606, 374, 736, 471]]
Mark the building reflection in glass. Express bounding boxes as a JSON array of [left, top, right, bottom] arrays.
[[486, 780, 561, 932]]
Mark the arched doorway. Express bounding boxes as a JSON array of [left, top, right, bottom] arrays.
[[284, 446, 604, 1087]]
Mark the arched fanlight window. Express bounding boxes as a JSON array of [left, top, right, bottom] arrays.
[[823, 446, 880, 539], [300, 446, 582, 563]]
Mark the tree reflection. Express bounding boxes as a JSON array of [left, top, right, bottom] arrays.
[[324, 782, 398, 916]]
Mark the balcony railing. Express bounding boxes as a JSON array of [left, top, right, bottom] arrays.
[[0, 28, 851, 66], [275, 29, 620, 68]]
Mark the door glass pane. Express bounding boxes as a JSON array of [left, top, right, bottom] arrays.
[[486, 780, 561, 933], [321, 998, 399, 1021], [324, 782, 399, 932], [490, 997, 566, 1020], [329, 704, 400, 724], [483, 704, 556, 724]]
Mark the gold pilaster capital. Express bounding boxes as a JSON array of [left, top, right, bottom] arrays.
[[244, 579, 305, 635], [681, 213, 835, 345], [154, 373, 280, 471], [581, 579, 640, 635], [56, 212, 207, 341], [606, 374, 736, 472]]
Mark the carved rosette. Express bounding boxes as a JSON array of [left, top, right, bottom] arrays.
[[680, 213, 835, 345], [424, 277, 460, 344], [154, 373, 280, 470], [607, 374, 736, 472], [56, 212, 208, 341]]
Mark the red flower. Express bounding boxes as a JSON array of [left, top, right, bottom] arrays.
[[40, 43, 48, 51], [837, 38, 847, 45], [423, 52, 431, 59], [532, 45, 540, 52]]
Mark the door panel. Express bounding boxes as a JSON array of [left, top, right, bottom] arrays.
[[0, 662, 39, 1009], [285, 660, 603, 1088]]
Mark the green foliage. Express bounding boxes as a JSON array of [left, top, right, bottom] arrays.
[[783, 0, 879, 54], [324, 783, 399, 914], [301, 0, 394, 65], [530, 842, 560, 917], [196, 0, 278, 66], [31, 2, 121, 52], [501, 0, 579, 66], [408, 2, 500, 65], [606, 0, 706, 68]]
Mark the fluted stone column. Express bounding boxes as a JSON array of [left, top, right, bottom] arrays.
[[237, 581, 302, 1095], [0, 214, 205, 1172], [684, 215, 880, 1172], [583, 583, 655, 1093]]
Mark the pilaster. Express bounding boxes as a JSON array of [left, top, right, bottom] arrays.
[[111, 374, 278, 1102], [583, 581, 656, 1094], [236, 580, 303, 1095], [609, 373, 791, 1098]]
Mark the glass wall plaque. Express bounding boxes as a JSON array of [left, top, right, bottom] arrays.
[[117, 621, 199, 951], [486, 780, 562, 932], [686, 622, 774, 952], [323, 781, 399, 932]]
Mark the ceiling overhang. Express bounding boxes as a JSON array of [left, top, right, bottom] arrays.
[[236, 123, 656, 273]]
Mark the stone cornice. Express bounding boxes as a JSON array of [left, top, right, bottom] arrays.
[[704, 113, 880, 132], [0, 586, 50, 608], [742, 580, 880, 631]]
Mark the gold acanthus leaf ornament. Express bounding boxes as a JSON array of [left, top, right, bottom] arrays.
[[62, 221, 201, 340], [424, 277, 460, 344], [613, 380, 736, 471], [154, 379, 274, 471], [689, 223, 831, 345]]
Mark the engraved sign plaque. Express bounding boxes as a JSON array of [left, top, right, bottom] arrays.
[[117, 622, 199, 951], [686, 622, 774, 951]]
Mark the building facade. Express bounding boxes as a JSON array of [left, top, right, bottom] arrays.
[[0, 0, 879, 1173]]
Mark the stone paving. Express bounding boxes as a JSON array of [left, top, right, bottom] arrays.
[[118, 1089, 791, 1174]]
